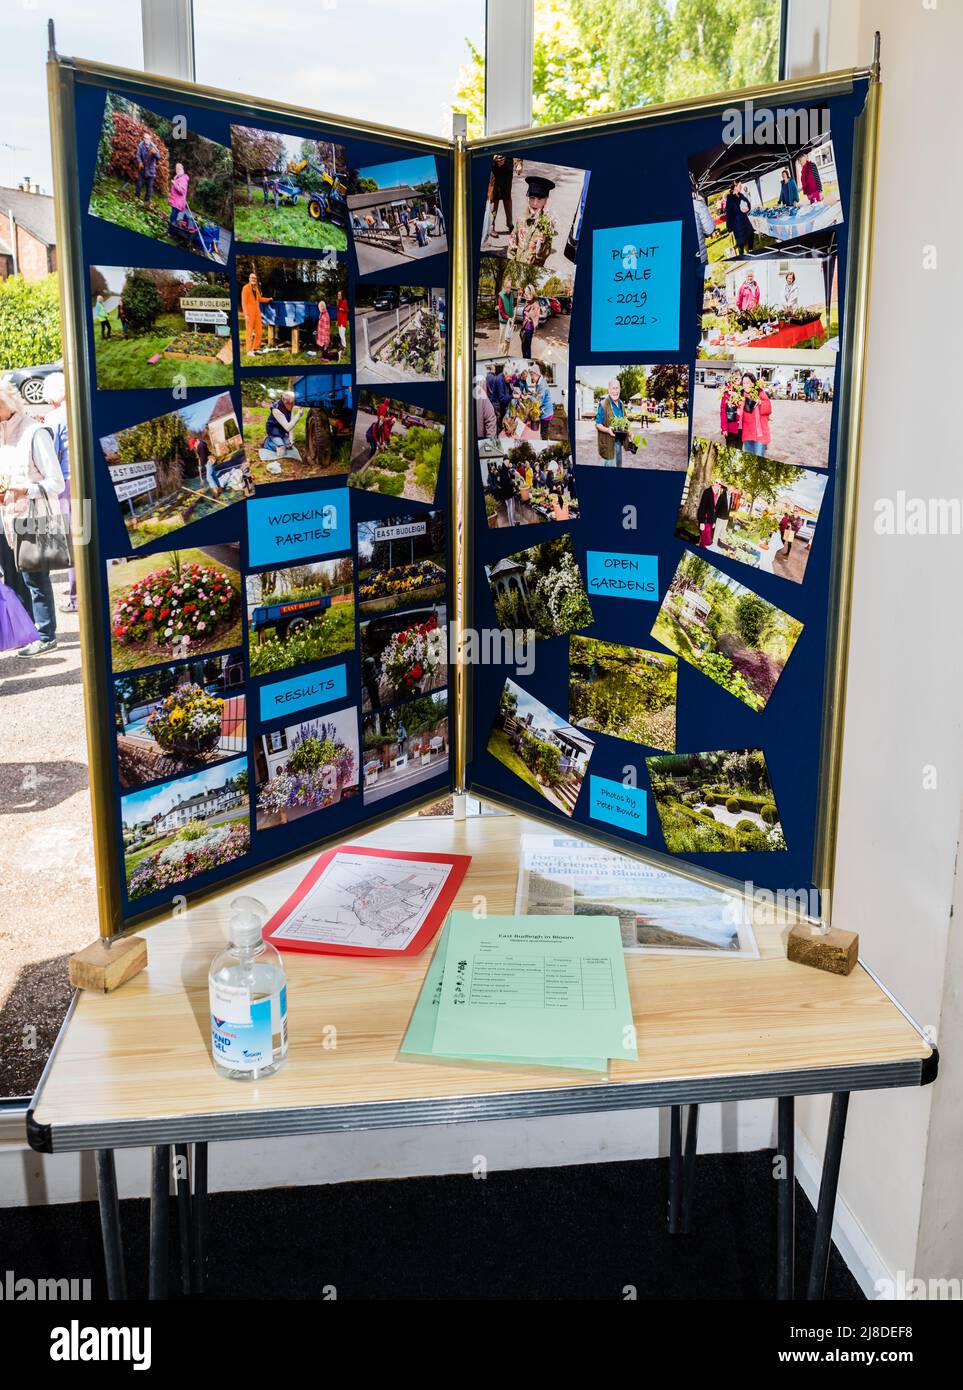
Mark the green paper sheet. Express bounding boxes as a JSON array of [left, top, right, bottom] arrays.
[[400, 917, 609, 1073], [434, 912, 638, 1063]]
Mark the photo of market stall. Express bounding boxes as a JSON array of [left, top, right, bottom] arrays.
[[700, 243, 839, 363]]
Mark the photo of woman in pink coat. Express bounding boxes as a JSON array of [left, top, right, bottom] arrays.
[[168, 161, 189, 232], [739, 371, 772, 456]]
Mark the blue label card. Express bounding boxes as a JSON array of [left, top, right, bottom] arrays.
[[589, 777, 647, 835], [586, 551, 658, 600], [258, 664, 348, 721], [590, 221, 682, 353], [247, 488, 350, 566]]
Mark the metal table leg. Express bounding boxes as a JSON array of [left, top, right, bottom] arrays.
[[148, 1144, 171, 1300], [95, 1149, 126, 1301], [807, 1091, 850, 1300], [777, 1095, 795, 1300], [667, 1105, 683, 1233], [174, 1143, 192, 1295], [680, 1104, 700, 1234], [192, 1142, 209, 1295]]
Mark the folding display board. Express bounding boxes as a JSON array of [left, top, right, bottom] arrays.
[[47, 44, 879, 939]]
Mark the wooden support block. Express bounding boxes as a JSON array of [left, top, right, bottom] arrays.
[[787, 923, 858, 976], [68, 936, 148, 994], [291, 326, 299, 355]]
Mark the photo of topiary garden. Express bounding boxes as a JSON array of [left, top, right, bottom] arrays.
[[647, 748, 786, 853]]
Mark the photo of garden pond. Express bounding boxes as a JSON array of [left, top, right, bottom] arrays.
[[245, 559, 355, 679], [120, 757, 250, 900], [646, 748, 786, 853], [230, 125, 349, 252], [357, 511, 447, 617], [488, 678, 594, 818], [349, 391, 444, 503], [485, 533, 592, 641], [102, 392, 249, 550], [568, 637, 677, 752], [362, 693, 449, 805], [240, 374, 352, 487], [254, 706, 359, 830], [113, 650, 246, 791], [107, 545, 243, 673], [651, 551, 804, 712]]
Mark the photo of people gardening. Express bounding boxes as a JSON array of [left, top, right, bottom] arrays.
[[254, 706, 359, 830], [241, 374, 352, 487], [485, 534, 593, 642], [113, 651, 246, 792], [230, 124, 349, 252], [90, 265, 233, 390], [107, 545, 243, 674], [120, 757, 250, 900], [236, 254, 350, 367], [573, 364, 690, 471], [651, 551, 804, 713], [646, 747, 786, 853], [354, 285, 444, 385], [692, 359, 833, 470], [480, 156, 590, 282], [475, 256, 573, 366], [480, 439, 577, 528], [89, 92, 233, 263], [477, 358, 568, 444], [362, 693, 449, 805], [700, 244, 839, 363], [102, 392, 249, 550], [347, 155, 446, 276], [357, 512, 447, 618], [245, 558, 355, 679], [488, 677, 594, 818], [349, 392, 444, 503], [689, 122, 844, 263], [676, 438, 828, 584], [360, 605, 447, 712], [568, 636, 677, 752]]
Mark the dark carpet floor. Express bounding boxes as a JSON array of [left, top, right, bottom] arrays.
[[0, 1150, 864, 1300]]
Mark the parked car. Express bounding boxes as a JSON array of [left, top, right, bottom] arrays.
[[538, 297, 553, 320], [372, 289, 400, 310], [4, 358, 63, 406], [547, 297, 562, 315]]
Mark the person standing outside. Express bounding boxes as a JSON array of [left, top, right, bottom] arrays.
[[507, 175, 558, 268], [168, 161, 190, 233], [316, 297, 332, 356], [519, 285, 541, 358], [779, 167, 799, 209], [136, 134, 160, 204], [527, 364, 553, 441], [241, 270, 271, 357], [0, 378, 64, 655], [486, 154, 514, 239], [116, 296, 128, 337], [595, 378, 626, 467], [782, 271, 799, 308], [335, 290, 349, 356], [691, 186, 715, 265], [194, 433, 220, 495], [496, 276, 515, 354], [43, 373, 76, 613], [719, 371, 743, 449], [724, 179, 754, 256], [93, 294, 111, 339], [736, 271, 760, 312], [739, 372, 772, 456]]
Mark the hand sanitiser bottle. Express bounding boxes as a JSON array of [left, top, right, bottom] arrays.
[[209, 895, 288, 1081]]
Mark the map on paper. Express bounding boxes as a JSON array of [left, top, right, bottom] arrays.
[[270, 850, 455, 951]]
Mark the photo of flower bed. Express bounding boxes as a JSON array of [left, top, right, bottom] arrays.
[[357, 511, 447, 616], [254, 707, 359, 830], [355, 286, 444, 385], [485, 534, 593, 642], [349, 391, 444, 503], [245, 560, 355, 679], [360, 607, 447, 712], [121, 757, 250, 900], [647, 748, 786, 853], [651, 551, 803, 712], [568, 637, 677, 751], [107, 546, 243, 673]]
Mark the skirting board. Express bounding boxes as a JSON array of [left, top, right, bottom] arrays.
[[793, 1123, 891, 1300]]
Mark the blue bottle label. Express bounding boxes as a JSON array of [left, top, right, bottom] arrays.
[[211, 985, 286, 1071]]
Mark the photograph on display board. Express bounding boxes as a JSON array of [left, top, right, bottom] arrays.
[[347, 154, 446, 276], [121, 756, 250, 901], [700, 241, 839, 363], [89, 93, 233, 264], [230, 125, 349, 252], [90, 266, 233, 390], [101, 393, 250, 551], [235, 254, 350, 367], [360, 605, 447, 712], [349, 391, 444, 504], [646, 748, 786, 853], [568, 637, 677, 753], [488, 677, 594, 819], [245, 558, 355, 679], [651, 551, 804, 713], [485, 534, 592, 642], [113, 651, 246, 792], [107, 544, 242, 674], [354, 284, 445, 385], [478, 357, 568, 444], [689, 118, 844, 263], [362, 692, 449, 804], [479, 155, 590, 280], [480, 439, 577, 529], [475, 255, 573, 366], [676, 437, 828, 585], [573, 364, 690, 471], [692, 359, 833, 470], [240, 374, 352, 487], [254, 705, 359, 830], [357, 511, 447, 618]]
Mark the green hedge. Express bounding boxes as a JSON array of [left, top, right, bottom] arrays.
[[0, 273, 62, 371]]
